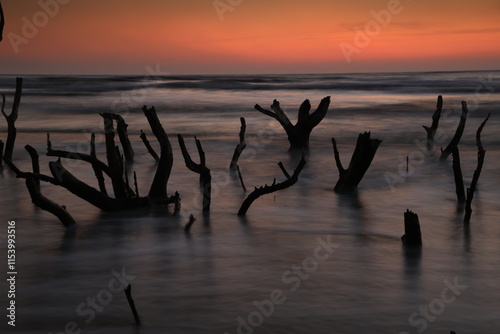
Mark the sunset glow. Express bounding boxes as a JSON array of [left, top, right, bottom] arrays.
[[1, 0, 499, 74]]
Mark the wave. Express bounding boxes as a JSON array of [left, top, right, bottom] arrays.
[[1, 71, 499, 97]]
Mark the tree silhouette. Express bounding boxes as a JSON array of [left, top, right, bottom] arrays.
[[255, 97, 330, 150]]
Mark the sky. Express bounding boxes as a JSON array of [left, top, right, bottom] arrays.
[[0, 0, 499, 75]]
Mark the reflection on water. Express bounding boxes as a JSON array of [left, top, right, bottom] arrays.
[[0, 72, 499, 333]]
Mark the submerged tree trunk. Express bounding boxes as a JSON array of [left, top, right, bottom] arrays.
[[332, 132, 382, 193], [440, 101, 468, 161], [102, 116, 129, 199], [101, 113, 134, 162], [464, 114, 490, 224], [178, 134, 211, 212], [422, 95, 443, 151], [2, 78, 23, 161], [451, 147, 466, 205], [229, 117, 246, 171], [142, 106, 174, 199], [255, 97, 330, 150], [238, 157, 306, 216], [401, 210, 422, 247]]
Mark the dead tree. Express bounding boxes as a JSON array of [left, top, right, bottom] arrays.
[[464, 114, 491, 224], [451, 147, 466, 204], [332, 132, 382, 193], [47, 133, 112, 195], [238, 157, 306, 216], [255, 97, 331, 150], [90, 133, 108, 195], [2, 89, 179, 223], [178, 134, 211, 212], [5, 146, 76, 227], [0, 1, 4, 42], [1, 77, 23, 161], [440, 101, 468, 161], [100, 113, 134, 162], [422, 95, 443, 151], [101, 115, 129, 199], [401, 210, 422, 247], [124, 285, 141, 326], [229, 117, 246, 171], [141, 106, 174, 199], [140, 129, 160, 162]]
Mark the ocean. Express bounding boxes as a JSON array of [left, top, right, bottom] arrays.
[[0, 70, 499, 333]]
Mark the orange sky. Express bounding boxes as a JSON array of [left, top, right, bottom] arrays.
[[0, 0, 499, 74]]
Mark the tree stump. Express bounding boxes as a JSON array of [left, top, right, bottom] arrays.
[[402, 210, 422, 247], [332, 132, 382, 193]]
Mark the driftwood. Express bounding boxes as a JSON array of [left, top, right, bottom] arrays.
[[401, 210, 422, 247], [178, 134, 211, 212], [142, 106, 173, 199], [451, 147, 466, 204], [230, 117, 246, 171], [102, 116, 129, 199], [25, 146, 76, 227], [140, 129, 160, 162], [422, 95, 443, 151], [440, 101, 468, 160], [5, 146, 76, 227], [49, 159, 149, 211], [90, 133, 108, 195], [255, 97, 330, 150], [238, 157, 306, 216], [236, 164, 246, 191], [0, 1, 4, 42], [464, 114, 491, 224], [332, 132, 382, 193], [184, 214, 196, 233], [2, 83, 179, 223], [100, 113, 134, 162], [1, 78, 23, 161], [124, 285, 141, 326]]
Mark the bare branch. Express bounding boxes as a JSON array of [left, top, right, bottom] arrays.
[[440, 101, 468, 160], [238, 157, 306, 215], [140, 129, 160, 162], [229, 117, 246, 171], [464, 113, 491, 223]]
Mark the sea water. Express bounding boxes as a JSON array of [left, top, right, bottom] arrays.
[[0, 71, 499, 333]]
